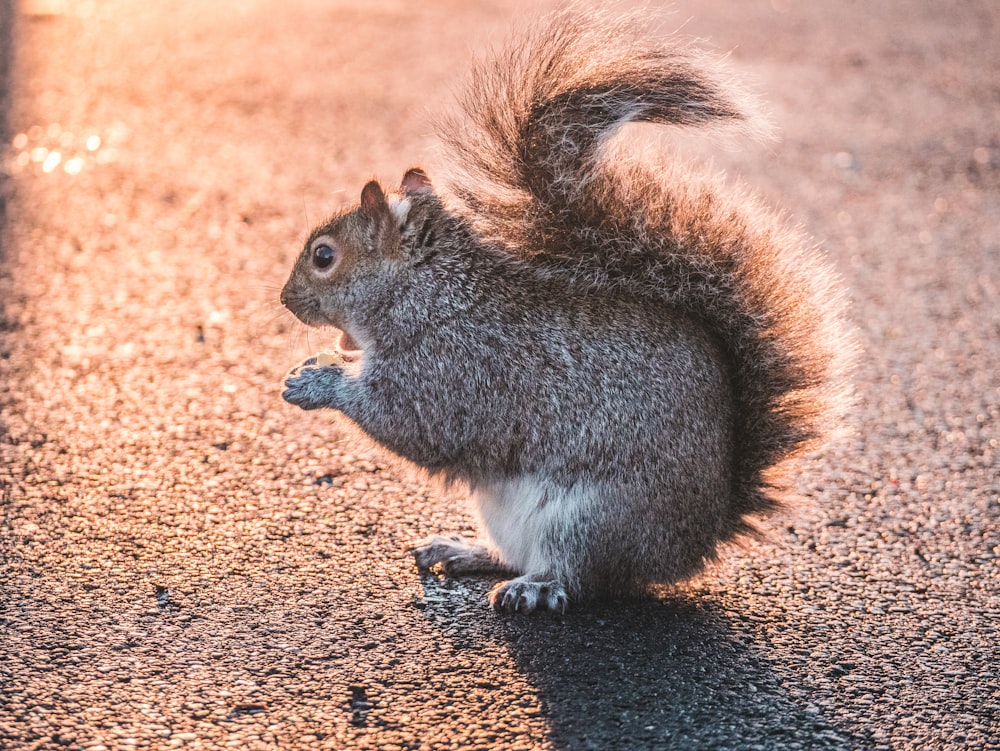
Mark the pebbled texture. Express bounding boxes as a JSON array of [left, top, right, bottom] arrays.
[[1, 1, 997, 750]]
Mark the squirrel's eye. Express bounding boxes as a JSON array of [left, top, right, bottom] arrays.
[[312, 244, 336, 270]]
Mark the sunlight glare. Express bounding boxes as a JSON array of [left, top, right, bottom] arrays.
[[64, 157, 85, 175], [42, 151, 63, 173]]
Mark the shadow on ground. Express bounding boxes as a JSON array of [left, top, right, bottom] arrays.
[[490, 597, 869, 750]]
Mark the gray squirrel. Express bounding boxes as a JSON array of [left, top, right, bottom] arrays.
[[280, 9, 854, 613]]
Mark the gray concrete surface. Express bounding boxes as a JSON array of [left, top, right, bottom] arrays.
[[1, 1, 998, 749]]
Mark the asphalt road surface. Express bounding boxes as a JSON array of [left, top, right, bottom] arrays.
[[2, 1, 998, 749]]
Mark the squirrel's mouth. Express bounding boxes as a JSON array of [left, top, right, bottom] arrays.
[[305, 328, 363, 368], [331, 328, 363, 362]]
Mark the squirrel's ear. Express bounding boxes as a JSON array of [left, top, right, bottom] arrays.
[[401, 168, 434, 196], [360, 180, 387, 213]]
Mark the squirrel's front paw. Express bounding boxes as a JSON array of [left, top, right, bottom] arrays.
[[489, 576, 568, 615], [282, 358, 343, 410]]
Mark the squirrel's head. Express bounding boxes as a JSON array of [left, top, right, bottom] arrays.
[[280, 168, 441, 341]]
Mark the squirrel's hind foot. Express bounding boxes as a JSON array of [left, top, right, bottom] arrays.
[[410, 535, 513, 577], [489, 576, 569, 615]]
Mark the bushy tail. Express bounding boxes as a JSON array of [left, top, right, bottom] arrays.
[[440, 8, 762, 226], [440, 8, 855, 523]]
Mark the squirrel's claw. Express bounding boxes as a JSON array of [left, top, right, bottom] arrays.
[[282, 359, 343, 410], [489, 576, 569, 615], [411, 535, 513, 577], [286, 351, 346, 380], [281, 378, 323, 410], [286, 357, 319, 378]]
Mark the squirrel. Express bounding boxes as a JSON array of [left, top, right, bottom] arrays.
[[280, 9, 854, 614]]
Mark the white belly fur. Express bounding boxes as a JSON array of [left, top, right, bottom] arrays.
[[473, 475, 597, 575]]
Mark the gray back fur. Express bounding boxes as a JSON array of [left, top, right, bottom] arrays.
[[438, 8, 855, 522]]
